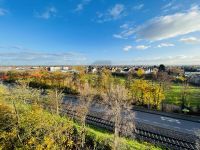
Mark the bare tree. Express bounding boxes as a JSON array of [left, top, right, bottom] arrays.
[[76, 82, 96, 149], [157, 72, 172, 91], [102, 84, 135, 150], [47, 88, 64, 115], [156, 72, 172, 111], [180, 79, 191, 111]]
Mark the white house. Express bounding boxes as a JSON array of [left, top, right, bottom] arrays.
[[49, 66, 62, 72]]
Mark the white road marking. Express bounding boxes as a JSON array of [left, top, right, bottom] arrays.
[[174, 127, 180, 129], [163, 124, 169, 127], [185, 129, 193, 132], [143, 119, 149, 122], [161, 116, 181, 124]]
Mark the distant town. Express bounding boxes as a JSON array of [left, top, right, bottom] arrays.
[[1, 65, 200, 85]]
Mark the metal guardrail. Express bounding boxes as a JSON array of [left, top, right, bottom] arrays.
[[60, 108, 199, 150]]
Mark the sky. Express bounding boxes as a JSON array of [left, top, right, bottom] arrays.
[[0, 0, 200, 65]]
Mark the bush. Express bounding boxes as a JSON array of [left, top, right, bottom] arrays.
[[0, 83, 162, 150]]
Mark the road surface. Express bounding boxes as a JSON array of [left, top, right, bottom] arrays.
[[134, 110, 200, 135], [63, 96, 200, 135]]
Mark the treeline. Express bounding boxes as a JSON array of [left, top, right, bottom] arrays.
[[1, 68, 166, 110], [1, 68, 196, 114]]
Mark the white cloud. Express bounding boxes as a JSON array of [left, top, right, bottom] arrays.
[[136, 6, 200, 41], [36, 6, 57, 19], [179, 36, 200, 44], [135, 45, 150, 50], [114, 5, 200, 41], [75, 4, 84, 11], [123, 45, 132, 51], [131, 55, 200, 65], [163, 5, 181, 13], [96, 4, 125, 23], [120, 23, 129, 29], [161, 0, 182, 13], [109, 4, 124, 19], [113, 34, 127, 39], [133, 4, 144, 10], [75, 0, 91, 12], [0, 8, 8, 16], [114, 22, 136, 39], [113, 27, 135, 39], [0, 46, 87, 65], [162, 2, 173, 10], [157, 43, 174, 48]]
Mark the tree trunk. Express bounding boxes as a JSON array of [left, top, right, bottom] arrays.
[[81, 117, 86, 149], [114, 126, 119, 150], [55, 89, 59, 115], [114, 108, 120, 150]]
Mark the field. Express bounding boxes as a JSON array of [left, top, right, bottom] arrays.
[[90, 74, 200, 107], [112, 75, 200, 107], [165, 85, 200, 107]]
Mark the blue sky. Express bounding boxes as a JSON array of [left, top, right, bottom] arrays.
[[0, 0, 200, 65]]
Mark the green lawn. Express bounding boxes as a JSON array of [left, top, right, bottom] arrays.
[[85, 125, 162, 150], [165, 85, 200, 107]]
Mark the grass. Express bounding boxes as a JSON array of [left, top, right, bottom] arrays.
[[85, 125, 162, 150], [83, 74, 200, 107], [112, 75, 200, 107], [165, 84, 200, 107]]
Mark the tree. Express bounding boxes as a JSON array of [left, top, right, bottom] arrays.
[[180, 78, 191, 110], [0, 92, 75, 150], [157, 72, 171, 90], [150, 83, 165, 109], [7, 80, 42, 105], [176, 75, 186, 83], [156, 72, 171, 110], [95, 68, 112, 93], [72, 72, 81, 88], [130, 79, 148, 105], [9, 84, 30, 104], [136, 68, 144, 78], [102, 83, 135, 150], [6, 70, 18, 82], [46, 88, 64, 115], [125, 71, 133, 89], [129, 80, 165, 109], [158, 64, 166, 72], [19, 105, 74, 149], [76, 82, 96, 149], [51, 71, 66, 88]]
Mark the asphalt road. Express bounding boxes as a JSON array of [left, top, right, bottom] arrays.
[[63, 96, 200, 136], [134, 110, 200, 135]]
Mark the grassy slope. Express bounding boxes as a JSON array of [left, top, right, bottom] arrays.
[[86, 125, 162, 150], [1, 99, 162, 150]]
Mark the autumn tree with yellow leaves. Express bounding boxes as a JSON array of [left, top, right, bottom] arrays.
[[130, 79, 165, 109]]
